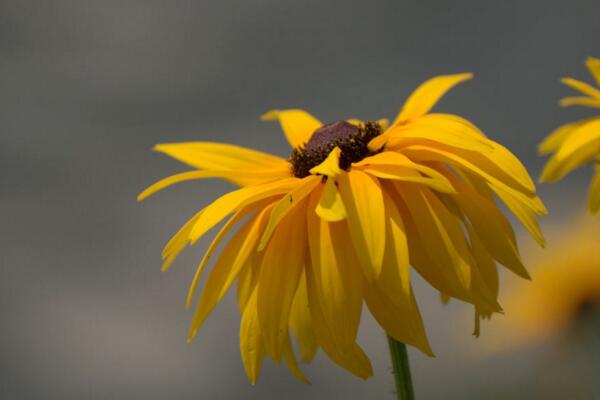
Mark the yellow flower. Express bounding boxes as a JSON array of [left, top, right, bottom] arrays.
[[539, 57, 600, 214], [139, 73, 545, 383], [480, 216, 600, 350]]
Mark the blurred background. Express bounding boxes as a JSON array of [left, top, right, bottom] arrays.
[[2, 1, 600, 399]]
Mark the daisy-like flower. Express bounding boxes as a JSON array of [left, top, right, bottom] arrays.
[[139, 73, 546, 383], [539, 57, 600, 214]]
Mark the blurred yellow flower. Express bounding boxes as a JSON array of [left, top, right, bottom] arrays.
[[139, 73, 545, 383], [539, 57, 600, 214], [480, 216, 600, 350]]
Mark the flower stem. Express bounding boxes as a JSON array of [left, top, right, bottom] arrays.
[[387, 335, 415, 400]]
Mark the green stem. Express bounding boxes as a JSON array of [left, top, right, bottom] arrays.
[[387, 335, 415, 400]]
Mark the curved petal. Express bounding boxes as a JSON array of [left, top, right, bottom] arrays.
[[586, 56, 600, 86], [239, 288, 266, 385], [559, 96, 600, 108], [316, 178, 347, 221], [538, 118, 595, 155], [561, 77, 600, 99], [337, 170, 385, 281], [309, 147, 342, 177], [257, 199, 308, 361], [391, 73, 473, 126], [261, 109, 322, 148], [289, 272, 319, 363]]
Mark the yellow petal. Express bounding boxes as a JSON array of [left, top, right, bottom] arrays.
[[559, 96, 600, 108], [154, 142, 288, 185], [540, 118, 600, 182], [306, 213, 363, 347], [315, 178, 347, 221], [257, 200, 308, 361], [283, 333, 310, 384], [355, 151, 456, 194], [538, 118, 594, 155], [261, 109, 322, 148], [305, 252, 373, 379], [347, 118, 389, 130], [187, 205, 271, 340], [588, 165, 600, 214], [391, 73, 473, 126], [442, 171, 530, 278], [364, 282, 433, 356], [289, 272, 319, 363], [378, 191, 411, 298], [159, 209, 203, 271], [398, 184, 472, 292], [561, 77, 600, 99], [239, 288, 266, 385], [186, 199, 271, 308], [188, 177, 299, 244], [258, 175, 320, 250], [309, 147, 342, 177], [385, 113, 494, 153], [586, 56, 600, 86], [337, 170, 385, 281]]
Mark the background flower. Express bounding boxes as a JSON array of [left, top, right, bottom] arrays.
[[539, 57, 600, 214]]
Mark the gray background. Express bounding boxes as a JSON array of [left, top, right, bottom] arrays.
[[1, 1, 599, 399]]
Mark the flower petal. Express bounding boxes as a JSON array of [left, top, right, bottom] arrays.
[[289, 272, 319, 363], [364, 282, 432, 356], [391, 73, 473, 125], [307, 209, 363, 347], [559, 96, 600, 108], [261, 109, 322, 148], [154, 142, 288, 185], [258, 175, 320, 250], [239, 288, 266, 385], [309, 147, 342, 177], [188, 178, 299, 244], [561, 77, 600, 99], [316, 178, 347, 221], [586, 56, 600, 86], [283, 333, 310, 384], [538, 118, 595, 155], [187, 205, 272, 340], [257, 200, 308, 361], [337, 170, 385, 281]]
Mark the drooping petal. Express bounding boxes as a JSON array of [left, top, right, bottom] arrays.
[[306, 205, 363, 347], [283, 333, 310, 383], [239, 288, 266, 385], [364, 281, 432, 356], [160, 209, 203, 271], [588, 164, 600, 214], [305, 255, 373, 379], [337, 170, 385, 280], [257, 200, 308, 361], [391, 73, 473, 126], [187, 205, 272, 340], [397, 183, 472, 292], [440, 170, 529, 279], [289, 272, 319, 363], [261, 109, 322, 148], [258, 175, 320, 250], [186, 198, 273, 308], [586, 56, 600, 86], [188, 177, 299, 244]]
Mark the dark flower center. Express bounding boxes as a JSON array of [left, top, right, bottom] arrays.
[[289, 120, 383, 178]]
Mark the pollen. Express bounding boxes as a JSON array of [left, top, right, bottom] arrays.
[[290, 120, 383, 178]]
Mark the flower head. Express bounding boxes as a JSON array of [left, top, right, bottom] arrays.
[[139, 73, 545, 383], [539, 57, 600, 214]]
